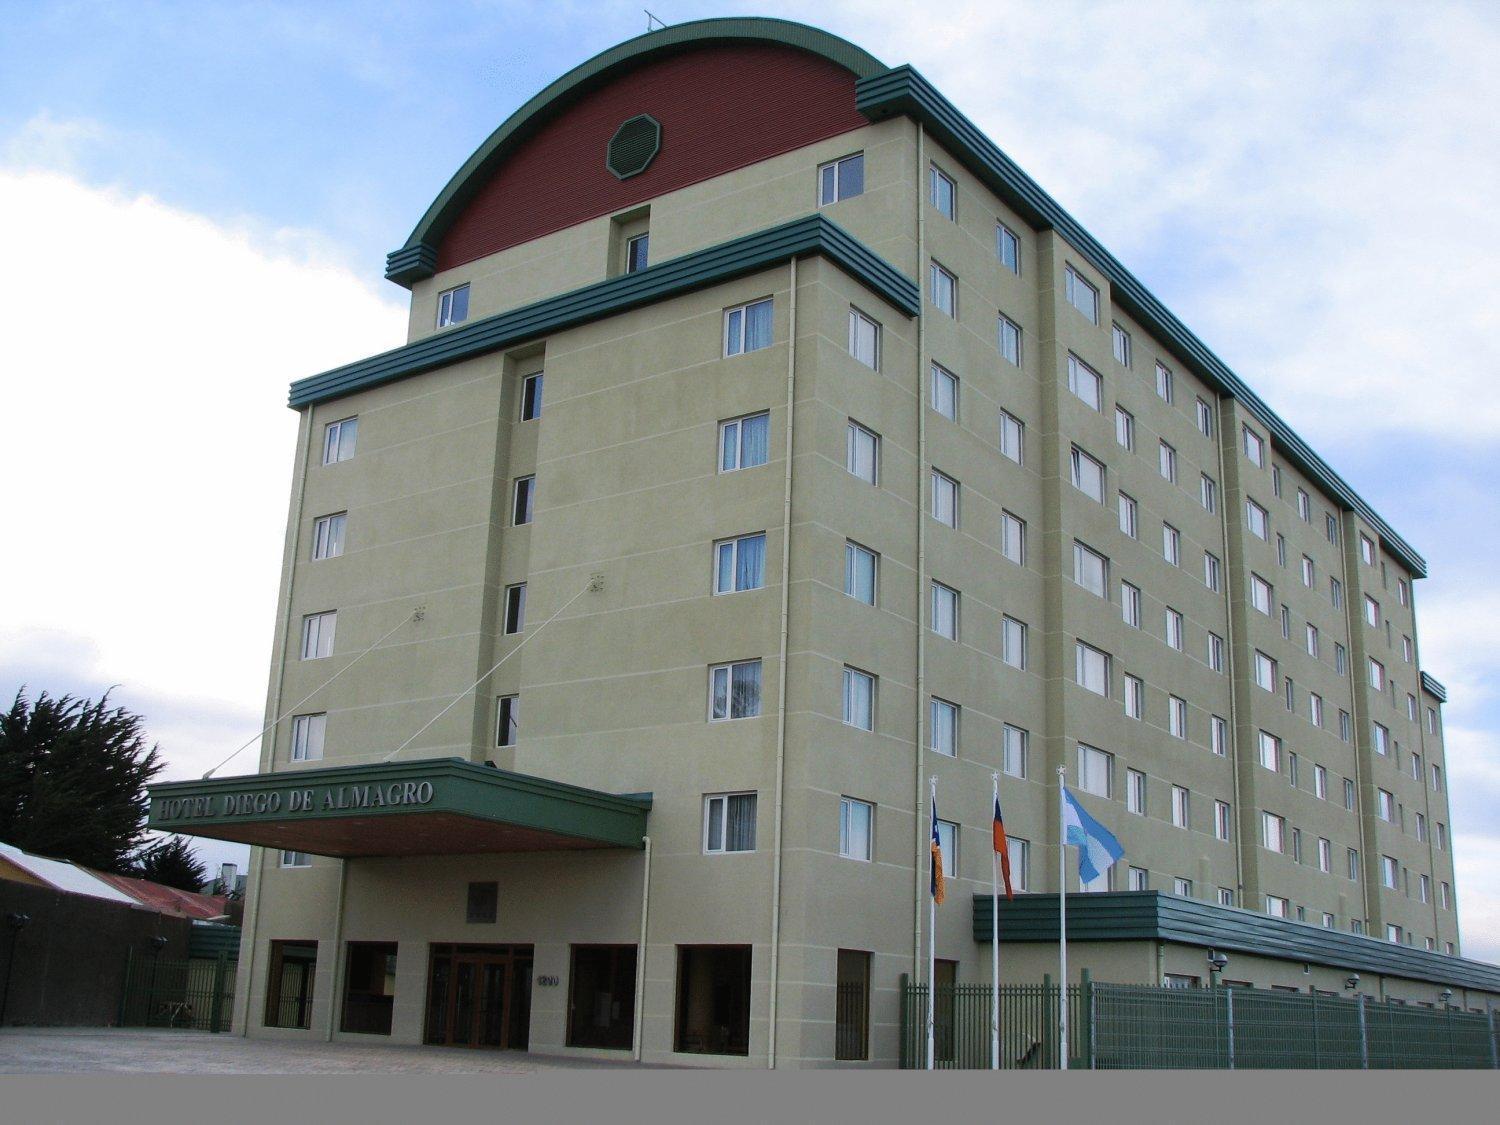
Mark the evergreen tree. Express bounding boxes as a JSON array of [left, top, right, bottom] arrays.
[[130, 834, 208, 893]]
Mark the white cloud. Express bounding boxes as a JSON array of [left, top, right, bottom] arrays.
[[1453, 834, 1500, 964]]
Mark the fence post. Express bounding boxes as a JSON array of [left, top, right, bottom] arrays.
[[209, 953, 227, 1033], [1084, 971, 1096, 1069], [117, 947, 133, 1027], [1224, 986, 1235, 1070], [1310, 992, 1320, 1068], [899, 973, 909, 1069], [1357, 994, 1369, 1069], [1043, 974, 1053, 1069], [1488, 1008, 1497, 1070]]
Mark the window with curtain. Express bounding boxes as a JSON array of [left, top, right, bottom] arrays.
[[714, 533, 766, 594], [704, 793, 757, 853]]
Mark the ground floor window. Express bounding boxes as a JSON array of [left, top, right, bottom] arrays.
[[835, 949, 871, 1062], [424, 943, 533, 1050], [341, 942, 397, 1035], [674, 945, 751, 1056], [567, 944, 637, 1050], [264, 940, 317, 1029]]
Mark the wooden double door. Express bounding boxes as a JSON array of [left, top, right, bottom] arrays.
[[425, 944, 533, 1050]]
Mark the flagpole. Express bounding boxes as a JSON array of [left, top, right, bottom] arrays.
[[926, 775, 937, 1071], [1057, 764, 1068, 1071], [990, 771, 1000, 1071]]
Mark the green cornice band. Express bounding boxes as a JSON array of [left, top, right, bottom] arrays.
[[386, 17, 886, 284], [1420, 672, 1448, 703], [858, 66, 1427, 578], [295, 215, 918, 408], [973, 891, 1499, 992]]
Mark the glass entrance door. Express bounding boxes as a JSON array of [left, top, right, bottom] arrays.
[[425, 944, 534, 1050]]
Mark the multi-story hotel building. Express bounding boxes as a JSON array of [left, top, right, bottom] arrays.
[[150, 17, 1498, 1065]]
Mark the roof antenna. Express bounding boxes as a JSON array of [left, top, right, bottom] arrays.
[[645, 10, 667, 31]]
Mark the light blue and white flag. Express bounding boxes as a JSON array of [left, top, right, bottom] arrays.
[[1062, 787, 1124, 886]]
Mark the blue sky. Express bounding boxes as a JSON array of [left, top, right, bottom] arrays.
[[2, 1, 1496, 957]]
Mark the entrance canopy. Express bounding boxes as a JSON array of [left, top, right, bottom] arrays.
[[148, 758, 651, 858]]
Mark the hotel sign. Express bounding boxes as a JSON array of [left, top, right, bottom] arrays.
[[154, 780, 436, 823]]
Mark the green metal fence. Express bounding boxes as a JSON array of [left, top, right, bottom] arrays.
[[118, 950, 236, 1033], [900, 977, 1499, 1069]]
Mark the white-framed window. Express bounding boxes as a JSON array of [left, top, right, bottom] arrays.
[[1165, 608, 1184, 652], [1437, 822, 1447, 850], [1276, 534, 1287, 566], [929, 164, 956, 219], [1371, 721, 1388, 755], [1360, 534, 1376, 566], [1330, 576, 1343, 608], [1009, 837, 1030, 891], [312, 512, 346, 560], [724, 298, 774, 356], [1211, 716, 1228, 757], [1402, 636, 1413, 664], [1124, 674, 1144, 720], [1171, 785, 1190, 829], [1326, 512, 1339, 544], [1200, 474, 1217, 513], [929, 261, 957, 317], [1310, 693, 1324, 727], [1129, 866, 1149, 891], [846, 420, 879, 484], [512, 475, 535, 526], [1195, 397, 1213, 436], [506, 373, 541, 429], [1070, 446, 1105, 502], [710, 660, 762, 720], [1265, 895, 1289, 919], [1162, 523, 1180, 567], [931, 470, 959, 528], [935, 819, 958, 876], [1002, 616, 1027, 669], [624, 232, 650, 273], [1078, 744, 1113, 798], [818, 152, 864, 204], [1067, 354, 1102, 410], [1115, 406, 1135, 450], [848, 307, 881, 369], [1397, 577, 1409, 606], [1416, 812, 1427, 842], [1003, 724, 1028, 779], [714, 532, 767, 594], [1159, 441, 1177, 483], [1381, 855, 1399, 889], [437, 282, 470, 328], [1169, 695, 1187, 739], [930, 363, 959, 421], [1173, 878, 1193, 898], [1215, 801, 1232, 841], [1218, 888, 1236, 908], [839, 796, 873, 860], [1126, 768, 1146, 814], [1155, 362, 1174, 404], [1295, 488, 1310, 522], [1419, 874, 1430, 904], [496, 695, 518, 748], [1073, 541, 1108, 597], [1243, 425, 1265, 467], [1064, 265, 1098, 323], [1112, 323, 1132, 366], [1262, 812, 1285, 853], [999, 411, 1024, 463], [991, 217, 1023, 277], [1254, 651, 1276, 691], [1411, 753, 1422, 782], [704, 792, 757, 854], [301, 611, 336, 660], [1246, 499, 1269, 540], [290, 713, 326, 762], [930, 702, 954, 762], [1441, 882, 1451, 909], [322, 416, 358, 465], [931, 581, 959, 641], [1258, 730, 1280, 772], [1364, 595, 1380, 627], [1432, 763, 1443, 791], [1075, 641, 1111, 697], [1204, 552, 1221, 593], [1314, 765, 1328, 800], [720, 412, 770, 472], [1121, 581, 1142, 628], [1118, 492, 1138, 538], [503, 583, 526, 634], [845, 541, 877, 605], [1344, 779, 1356, 810], [1376, 788, 1394, 821], [1368, 658, 1385, 691], [1317, 837, 1332, 874], [1335, 643, 1348, 676], [1300, 555, 1315, 587], [1280, 605, 1291, 640], [1001, 511, 1026, 565], [280, 851, 311, 868], [1305, 623, 1319, 658], [842, 666, 875, 730]]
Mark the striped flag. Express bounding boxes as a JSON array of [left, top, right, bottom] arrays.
[[930, 796, 946, 905], [993, 794, 1014, 899]]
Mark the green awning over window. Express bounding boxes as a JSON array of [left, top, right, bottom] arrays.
[[148, 758, 650, 858]]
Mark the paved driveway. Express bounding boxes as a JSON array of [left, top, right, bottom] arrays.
[[0, 1027, 648, 1074]]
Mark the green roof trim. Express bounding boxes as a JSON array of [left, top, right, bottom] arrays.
[[386, 17, 886, 285], [188, 923, 241, 961], [857, 66, 1426, 578], [296, 215, 918, 408], [972, 891, 1500, 992], [1420, 672, 1448, 703]]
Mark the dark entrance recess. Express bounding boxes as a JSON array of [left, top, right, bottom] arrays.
[[425, 944, 533, 1049], [341, 942, 398, 1035], [567, 944, 637, 1049], [265, 940, 317, 1029], [674, 945, 751, 1056]]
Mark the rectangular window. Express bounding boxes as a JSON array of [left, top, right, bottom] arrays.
[[1064, 265, 1099, 323], [931, 470, 959, 527], [1067, 354, 1102, 410], [720, 412, 770, 472], [1075, 642, 1111, 697], [929, 164, 956, 218], [930, 363, 959, 421], [301, 611, 336, 660], [437, 283, 469, 327], [1360, 534, 1376, 566], [1288, 753, 1300, 788], [1215, 801, 1232, 841], [1265, 896, 1289, 919], [1348, 848, 1360, 880], [931, 582, 959, 641], [1220, 889, 1236, 908], [842, 667, 875, 730], [724, 298, 774, 356], [1381, 855, 1399, 889], [935, 819, 958, 877], [1376, 788, 1394, 820], [281, 852, 311, 869], [1251, 574, 1273, 615], [1200, 474, 1217, 512], [1126, 768, 1146, 814], [1301, 555, 1315, 587], [714, 533, 767, 594], [1402, 636, 1413, 663], [1115, 406, 1135, 450], [1165, 608, 1184, 652], [1243, 425, 1265, 467], [1398, 577, 1410, 606], [1155, 362, 1173, 404], [1369, 659, 1385, 691], [503, 583, 526, 634], [1162, 523, 1180, 566], [710, 660, 763, 720], [1437, 822, 1447, 850], [1172, 785, 1190, 829], [322, 417, 358, 464], [1310, 693, 1323, 727], [1316, 837, 1332, 874], [1208, 631, 1225, 673], [1117, 492, 1138, 538], [1070, 446, 1105, 502], [1419, 874, 1430, 904], [1246, 499, 1269, 540], [1441, 882, 1451, 909], [1297, 489, 1311, 522], [1258, 730, 1280, 772], [1364, 595, 1380, 627], [674, 946, 751, 1056], [1169, 695, 1187, 739], [312, 512, 346, 560], [1001, 511, 1026, 565], [1124, 674, 1144, 720], [1212, 716, 1228, 757], [1204, 552, 1221, 592], [997, 314, 1022, 365], [567, 945, 638, 1050], [1280, 605, 1291, 640], [1010, 838, 1030, 892], [290, 713, 326, 762], [703, 793, 758, 854], [929, 262, 957, 317], [1159, 441, 1177, 483], [848, 308, 881, 369], [1073, 541, 1108, 597], [845, 542, 877, 605], [1262, 812, 1285, 853], [1112, 323, 1132, 366], [998, 411, 1024, 464], [1078, 744, 1113, 798], [1327, 512, 1339, 544], [1415, 812, 1427, 842], [839, 797, 873, 860], [1003, 725, 1028, 779], [1276, 534, 1287, 567], [1305, 623, 1319, 658], [624, 232, 650, 273], [996, 223, 1020, 273], [846, 420, 879, 484], [1330, 576, 1342, 608], [818, 152, 864, 204], [1314, 765, 1328, 800], [1196, 397, 1214, 436], [264, 941, 317, 1029], [1372, 722, 1390, 756], [1254, 651, 1276, 691], [1432, 763, 1443, 791], [1129, 867, 1149, 891], [496, 695, 518, 748], [1002, 616, 1027, 669], [834, 948, 871, 1062], [1173, 879, 1193, 899], [520, 372, 543, 421], [512, 475, 535, 525], [1121, 581, 1141, 628]]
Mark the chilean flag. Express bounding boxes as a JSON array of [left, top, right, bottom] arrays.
[[930, 796, 946, 905], [993, 795, 1014, 899]]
